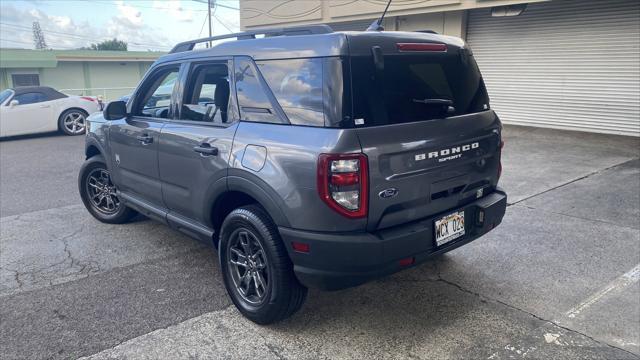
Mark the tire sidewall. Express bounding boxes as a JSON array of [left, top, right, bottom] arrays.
[[219, 209, 282, 316], [59, 109, 88, 136]]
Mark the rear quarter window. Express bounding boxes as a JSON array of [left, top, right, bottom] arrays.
[[256, 58, 325, 127]]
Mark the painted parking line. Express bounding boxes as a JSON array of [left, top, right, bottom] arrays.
[[565, 264, 640, 319]]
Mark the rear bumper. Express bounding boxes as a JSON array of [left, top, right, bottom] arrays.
[[279, 189, 507, 290]]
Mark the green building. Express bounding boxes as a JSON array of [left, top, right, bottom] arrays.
[[0, 49, 165, 101]]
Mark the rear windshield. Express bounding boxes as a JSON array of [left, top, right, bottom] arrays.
[[350, 50, 489, 127]]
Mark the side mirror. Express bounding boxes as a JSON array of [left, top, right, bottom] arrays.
[[103, 100, 127, 120], [9, 100, 19, 107]]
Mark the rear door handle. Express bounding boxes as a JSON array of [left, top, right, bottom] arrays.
[[194, 144, 218, 156], [136, 134, 153, 144], [39, 105, 50, 108]]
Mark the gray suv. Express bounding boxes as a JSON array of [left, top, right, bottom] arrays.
[[78, 25, 507, 324]]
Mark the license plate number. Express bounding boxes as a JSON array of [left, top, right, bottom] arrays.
[[435, 211, 465, 247]]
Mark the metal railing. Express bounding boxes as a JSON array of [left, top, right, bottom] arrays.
[[58, 87, 136, 102]]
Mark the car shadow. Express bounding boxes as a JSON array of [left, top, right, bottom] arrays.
[[0, 131, 68, 142]]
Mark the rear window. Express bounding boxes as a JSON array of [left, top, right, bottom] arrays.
[[350, 50, 489, 127]]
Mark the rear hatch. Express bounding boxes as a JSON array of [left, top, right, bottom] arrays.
[[346, 32, 502, 231]]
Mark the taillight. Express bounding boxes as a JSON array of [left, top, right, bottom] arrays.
[[397, 43, 447, 52], [80, 96, 96, 102], [318, 153, 368, 218]]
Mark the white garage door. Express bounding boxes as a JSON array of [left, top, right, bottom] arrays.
[[467, 0, 640, 136]]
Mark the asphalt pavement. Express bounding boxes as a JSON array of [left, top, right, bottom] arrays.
[[1, 126, 638, 359]]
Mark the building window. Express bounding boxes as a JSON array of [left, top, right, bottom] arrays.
[[12, 74, 40, 87]]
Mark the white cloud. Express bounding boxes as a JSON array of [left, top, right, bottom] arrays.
[[0, 1, 240, 51], [152, 0, 194, 23], [0, 3, 171, 51], [115, 0, 143, 28]]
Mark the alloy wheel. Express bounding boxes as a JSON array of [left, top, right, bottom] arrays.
[[86, 168, 120, 215], [227, 228, 270, 304], [63, 111, 86, 134]]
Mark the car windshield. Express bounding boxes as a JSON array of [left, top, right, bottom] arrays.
[[0, 89, 13, 104], [350, 50, 490, 126]]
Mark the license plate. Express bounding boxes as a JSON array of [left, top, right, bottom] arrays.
[[435, 211, 465, 247]]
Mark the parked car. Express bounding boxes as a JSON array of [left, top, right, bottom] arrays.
[[0, 86, 102, 138], [78, 25, 507, 324]]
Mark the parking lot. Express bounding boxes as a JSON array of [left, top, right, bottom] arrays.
[[1, 125, 638, 359]]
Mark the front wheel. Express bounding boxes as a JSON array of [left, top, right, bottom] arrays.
[[78, 155, 136, 223], [219, 205, 307, 324], [59, 109, 88, 136]]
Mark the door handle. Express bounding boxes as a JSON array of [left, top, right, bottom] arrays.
[[193, 144, 219, 156], [136, 134, 153, 144], [39, 105, 50, 108]]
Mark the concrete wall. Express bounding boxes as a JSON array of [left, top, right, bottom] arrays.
[[395, 10, 466, 38], [0, 61, 153, 100], [240, 0, 548, 35], [40, 62, 85, 91]]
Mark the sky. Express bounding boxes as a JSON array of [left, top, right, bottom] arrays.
[[0, 0, 240, 51]]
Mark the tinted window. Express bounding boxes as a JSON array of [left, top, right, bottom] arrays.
[[134, 68, 179, 118], [0, 89, 13, 104], [351, 50, 489, 126], [14, 92, 47, 105], [257, 58, 324, 126], [180, 63, 233, 124], [234, 59, 280, 124]]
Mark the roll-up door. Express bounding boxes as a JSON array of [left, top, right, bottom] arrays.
[[467, 0, 640, 136]]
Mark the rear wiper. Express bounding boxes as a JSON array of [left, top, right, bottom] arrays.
[[413, 98, 456, 115], [412, 98, 453, 105]]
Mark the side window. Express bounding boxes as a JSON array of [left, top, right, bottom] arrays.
[[13, 92, 46, 105], [256, 58, 324, 127], [234, 59, 281, 124], [134, 67, 179, 118], [180, 63, 233, 124]]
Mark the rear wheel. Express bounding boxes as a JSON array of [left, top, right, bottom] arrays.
[[79, 155, 136, 223], [219, 205, 307, 324], [59, 109, 88, 135]]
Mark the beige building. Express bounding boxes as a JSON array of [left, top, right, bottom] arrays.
[[239, 0, 640, 136]]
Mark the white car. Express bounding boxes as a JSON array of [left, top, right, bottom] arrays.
[[0, 86, 102, 138]]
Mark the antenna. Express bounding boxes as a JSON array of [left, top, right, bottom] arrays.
[[366, 0, 393, 31]]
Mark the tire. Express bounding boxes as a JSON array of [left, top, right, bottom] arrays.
[[59, 108, 88, 136], [219, 204, 307, 324], [78, 155, 137, 224]]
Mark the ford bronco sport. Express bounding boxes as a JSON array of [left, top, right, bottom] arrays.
[[78, 24, 507, 324]]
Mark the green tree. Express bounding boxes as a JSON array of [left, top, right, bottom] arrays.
[[89, 38, 128, 51]]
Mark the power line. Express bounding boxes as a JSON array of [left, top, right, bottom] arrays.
[[92, 0, 209, 12], [213, 14, 235, 33], [0, 37, 76, 50], [198, 12, 209, 37], [0, 22, 172, 50], [192, 0, 240, 11]]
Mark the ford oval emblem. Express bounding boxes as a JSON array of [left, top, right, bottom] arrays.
[[379, 188, 399, 199]]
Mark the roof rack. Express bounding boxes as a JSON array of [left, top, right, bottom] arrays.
[[169, 24, 334, 54]]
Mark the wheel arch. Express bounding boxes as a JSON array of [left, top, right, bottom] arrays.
[[208, 175, 290, 248], [84, 137, 108, 162]]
